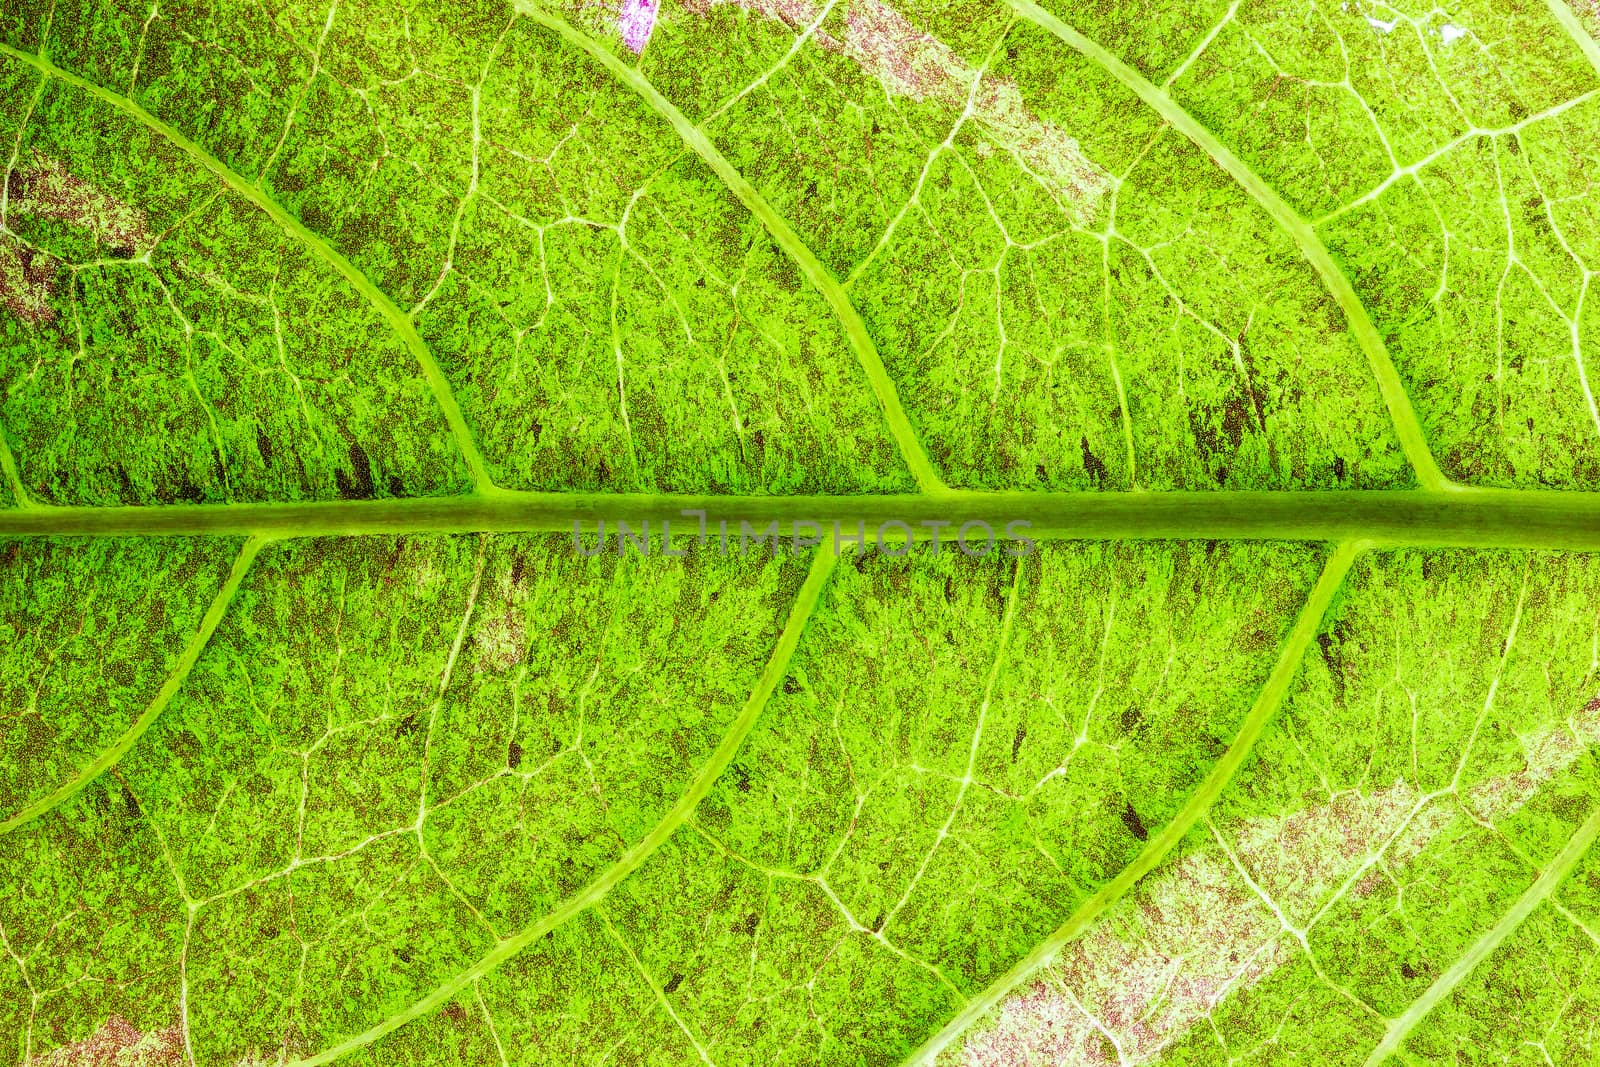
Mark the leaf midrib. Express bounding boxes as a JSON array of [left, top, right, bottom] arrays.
[[7, 489, 1600, 550]]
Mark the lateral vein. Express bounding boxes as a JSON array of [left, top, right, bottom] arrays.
[[520, 4, 948, 495], [0, 43, 496, 493], [1000, 0, 1450, 492], [285, 539, 840, 1067], [0, 421, 35, 510], [0, 534, 269, 835], [1362, 795, 1600, 1065], [899, 537, 1367, 1066], [1541, 0, 1600, 80]]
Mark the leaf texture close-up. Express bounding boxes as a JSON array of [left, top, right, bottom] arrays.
[[3, 0, 1600, 1064]]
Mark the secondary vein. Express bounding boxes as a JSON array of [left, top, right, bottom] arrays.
[[520, 4, 949, 496], [1362, 794, 1600, 1065], [899, 537, 1367, 1066], [285, 539, 840, 1067], [0, 421, 34, 510], [0, 42, 496, 493], [1542, 0, 1600, 81], [1000, 0, 1451, 493], [0, 534, 268, 835]]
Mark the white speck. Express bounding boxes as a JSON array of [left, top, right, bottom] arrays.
[[1438, 22, 1468, 45], [1365, 14, 1399, 33], [618, 0, 659, 53]]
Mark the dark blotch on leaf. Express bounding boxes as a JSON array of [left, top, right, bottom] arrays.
[[1333, 456, 1346, 480], [872, 911, 886, 932], [1121, 707, 1142, 732], [1011, 723, 1026, 761], [395, 713, 420, 738], [1121, 801, 1148, 841], [336, 442, 376, 500], [255, 426, 273, 465], [736, 912, 760, 936], [782, 675, 800, 695], [507, 740, 523, 769], [1401, 961, 1420, 979], [662, 973, 683, 994], [175, 476, 205, 504], [1080, 437, 1107, 486]]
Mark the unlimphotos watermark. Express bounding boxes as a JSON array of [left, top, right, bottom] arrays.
[[571, 511, 1036, 558]]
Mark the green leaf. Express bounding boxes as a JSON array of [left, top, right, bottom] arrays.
[[3, 1, 1600, 1065]]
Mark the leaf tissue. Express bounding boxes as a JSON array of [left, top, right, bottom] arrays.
[[3, 0, 1600, 1064]]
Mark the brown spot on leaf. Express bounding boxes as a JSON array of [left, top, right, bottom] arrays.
[[1120, 802, 1148, 841]]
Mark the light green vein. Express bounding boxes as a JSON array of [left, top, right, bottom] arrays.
[[288, 539, 840, 1067], [0, 534, 267, 835], [1542, 0, 1600, 80], [1362, 795, 1600, 1066], [519, 3, 948, 496], [0, 42, 495, 493], [901, 537, 1366, 1066], [0, 423, 34, 510], [1000, 0, 1450, 492]]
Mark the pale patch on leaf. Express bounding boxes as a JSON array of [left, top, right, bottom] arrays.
[[689, 0, 1113, 221], [474, 610, 528, 671], [10, 154, 152, 255], [618, 0, 662, 52], [1572, 0, 1600, 38], [29, 1015, 184, 1066], [0, 234, 57, 326]]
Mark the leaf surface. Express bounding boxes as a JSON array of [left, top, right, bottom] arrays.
[[3, 2, 1600, 1065]]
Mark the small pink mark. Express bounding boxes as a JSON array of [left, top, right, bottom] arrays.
[[618, 0, 660, 53]]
